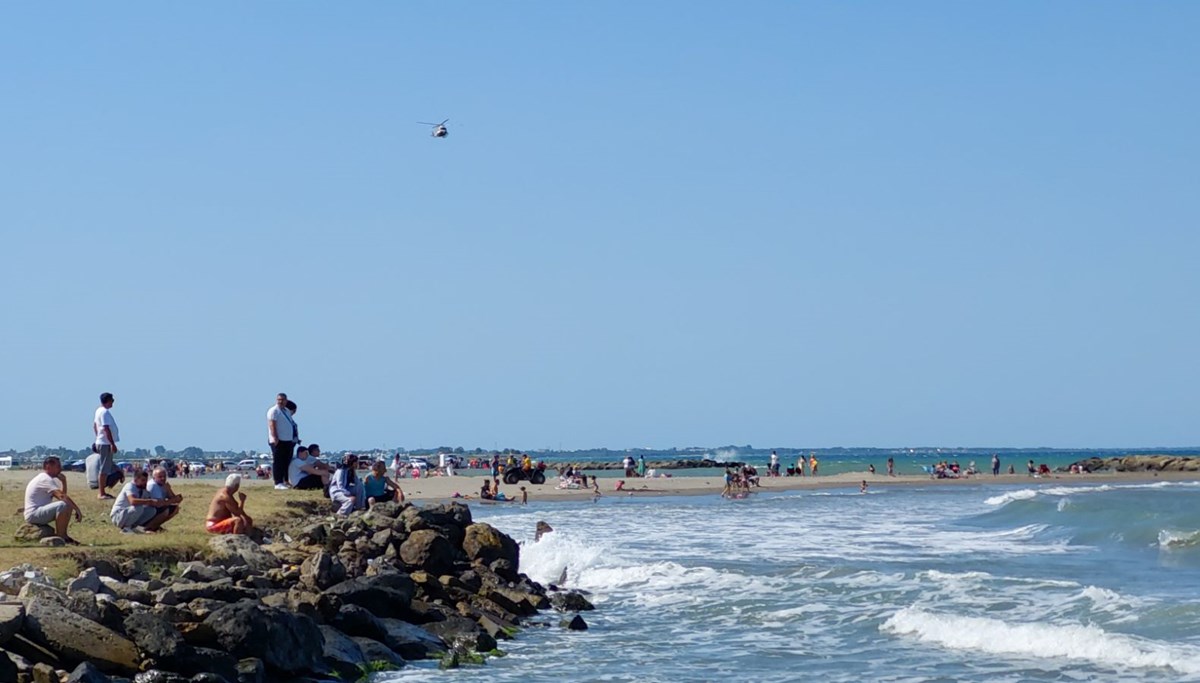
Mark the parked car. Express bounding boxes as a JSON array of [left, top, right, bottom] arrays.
[[64, 459, 86, 473], [147, 458, 178, 477], [188, 461, 206, 475], [236, 459, 257, 471]]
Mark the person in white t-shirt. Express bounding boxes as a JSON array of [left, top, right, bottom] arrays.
[[145, 466, 184, 532], [267, 393, 298, 490], [288, 444, 331, 490], [93, 392, 120, 500], [24, 456, 82, 544], [111, 469, 160, 532]]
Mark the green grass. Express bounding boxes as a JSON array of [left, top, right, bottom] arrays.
[[0, 470, 327, 581]]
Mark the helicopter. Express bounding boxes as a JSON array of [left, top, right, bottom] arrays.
[[418, 119, 449, 138]]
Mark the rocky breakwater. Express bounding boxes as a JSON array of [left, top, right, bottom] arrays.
[[1066, 455, 1200, 473], [569, 458, 740, 471], [0, 500, 595, 683]]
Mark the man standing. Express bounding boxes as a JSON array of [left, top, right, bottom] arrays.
[[267, 393, 298, 490], [93, 392, 120, 500], [24, 457, 83, 544]]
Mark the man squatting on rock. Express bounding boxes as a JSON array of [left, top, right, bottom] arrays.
[[24, 456, 83, 544]]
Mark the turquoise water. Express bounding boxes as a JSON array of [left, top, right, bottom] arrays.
[[380, 480, 1200, 682]]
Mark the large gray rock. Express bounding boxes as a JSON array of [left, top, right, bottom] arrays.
[[423, 615, 497, 654], [66, 568, 102, 596], [462, 523, 520, 567], [317, 625, 366, 680], [124, 612, 187, 660], [299, 550, 346, 591], [99, 577, 154, 605], [204, 601, 322, 674], [156, 581, 257, 605], [206, 536, 280, 573], [0, 602, 23, 645], [21, 598, 140, 674], [549, 591, 595, 612], [13, 523, 54, 543], [177, 562, 230, 584], [331, 604, 388, 642], [0, 648, 18, 683], [377, 617, 447, 660], [350, 637, 406, 668], [323, 572, 414, 619], [398, 530, 457, 576], [66, 661, 110, 683]]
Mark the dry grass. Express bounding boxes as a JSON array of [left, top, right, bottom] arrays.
[[0, 470, 328, 581]]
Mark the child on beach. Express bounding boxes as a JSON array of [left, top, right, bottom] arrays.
[[363, 460, 404, 507]]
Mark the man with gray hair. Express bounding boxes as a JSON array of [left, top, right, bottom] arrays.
[[145, 466, 183, 532], [206, 473, 253, 534]]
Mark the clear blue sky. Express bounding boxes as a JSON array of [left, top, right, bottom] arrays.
[[2, 3, 1197, 452]]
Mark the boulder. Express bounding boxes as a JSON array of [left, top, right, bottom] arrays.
[[317, 626, 366, 680], [21, 597, 140, 673], [377, 617, 448, 659], [235, 657, 264, 683], [331, 605, 388, 642], [177, 562, 229, 584], [206, 536, 280, 573], [561, 614, 588, 631], [32, 661, 57, 683], [323, 571, 415, 619], [132, 672, 187, 683], [398, 530, 457, 576], [349, 637, 405, 668], [13, 523, 54, 543], [123, 612, 187, 660], [549, 591, 595, 612], [0, 649, 18, 683], [84, 559, 125, 581], [161, 647, 238, 682], [299, 550, 346, 591], [0, 602, 23, 645], [204, 601, 322, 674], [66, 568, 102, 595], [99, 577, 153, 605], [66, 661, 110, 683], [462, 523, 520, 567], [422, 615, 497, 654], [156, 581, 257, 605]]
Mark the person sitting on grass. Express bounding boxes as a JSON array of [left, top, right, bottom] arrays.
[[110, 469, 164, 533], [206, 473, 253, 535], [330, 454, 364, 516], [288, 444, 332, 491], [146, 465, 183, 531], [24, 456, 82, 545], [363, 460, 404, 507]]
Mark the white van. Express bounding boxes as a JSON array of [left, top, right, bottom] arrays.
[[0, 456, 12, 470]]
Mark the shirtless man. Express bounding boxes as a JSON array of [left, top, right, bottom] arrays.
[[206, 473, 253, 534]]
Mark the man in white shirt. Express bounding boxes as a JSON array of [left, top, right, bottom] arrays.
[[111, 469, 160, 532], [266, 393, 298, 490], [24, 456, 82, 544], [288, 444, 331, 490], [145, 465, 183, 532], [93, 392, 120, 500]]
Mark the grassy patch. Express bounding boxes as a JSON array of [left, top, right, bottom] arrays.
[[0, 471, 328, 580]]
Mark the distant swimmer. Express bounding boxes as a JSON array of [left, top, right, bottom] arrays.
[[860, 480, 868, 494]]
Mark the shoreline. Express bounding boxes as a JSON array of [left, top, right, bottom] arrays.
[[393, 469, 1200, 504]]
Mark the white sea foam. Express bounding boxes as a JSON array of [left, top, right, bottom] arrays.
[[881, 607, 1200, 674], [1159, 529, 1200, 549], [985, 481, 1196, 508]]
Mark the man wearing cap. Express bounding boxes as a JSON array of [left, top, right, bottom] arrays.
[[205, 473, 253, 534]]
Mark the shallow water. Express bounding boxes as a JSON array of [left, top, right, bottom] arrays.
[[378, 481, 1200, 682]]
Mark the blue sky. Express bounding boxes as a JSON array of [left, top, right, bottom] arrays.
[[2, 3, 1197, 451]]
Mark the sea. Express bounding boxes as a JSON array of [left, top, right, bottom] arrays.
[[378, 476, 1200, 682]]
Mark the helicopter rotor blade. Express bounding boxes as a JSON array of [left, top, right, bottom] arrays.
[[417, 122, 441, 126], [439, 119, 449, 125]]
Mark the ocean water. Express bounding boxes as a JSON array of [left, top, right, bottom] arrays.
[[378, 481, 1200, 682]]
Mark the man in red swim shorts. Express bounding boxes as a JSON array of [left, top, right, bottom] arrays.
[[206, 473, 253, 535]]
